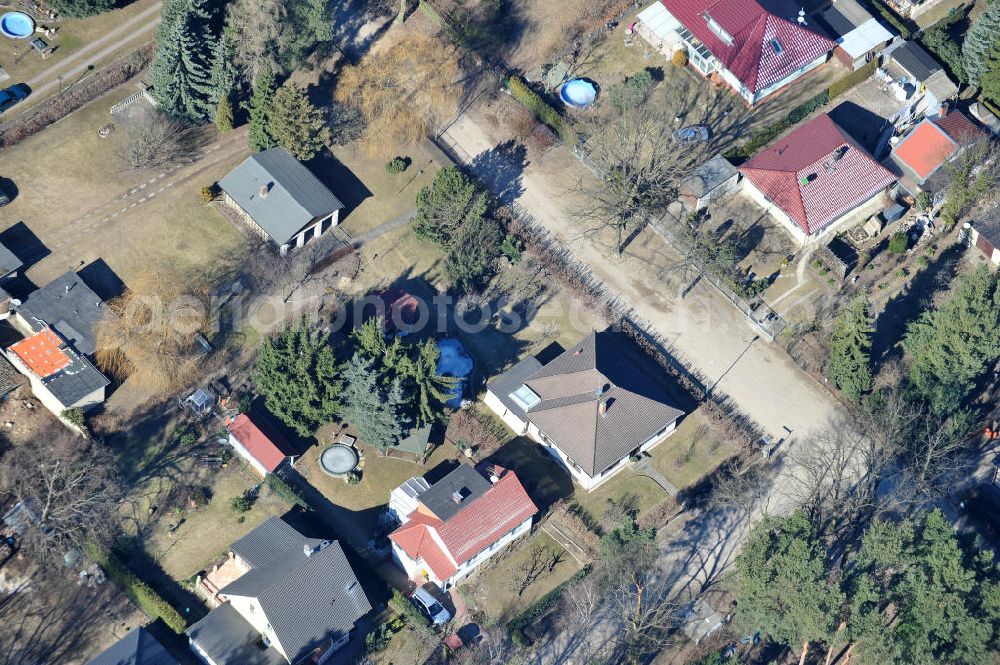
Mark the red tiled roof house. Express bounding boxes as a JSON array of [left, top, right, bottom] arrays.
[[227, 414, 293, 478], [739, 113, 897, 244], [387, 464, 538, 588], [890, 110, 984, 206], [635, 0, 835, 105]]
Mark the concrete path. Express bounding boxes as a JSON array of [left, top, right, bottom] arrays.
[[632, 458, 680, 497], [346, 208, 416, 248]]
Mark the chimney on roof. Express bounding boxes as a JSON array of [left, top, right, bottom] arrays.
[[259, 184, 270, 198], [303, 543, 313, 557], [451, 488, 468, 503], [599, 400, 608, 417], [797, 8, 807, 25], [574, 348, 583, 356]]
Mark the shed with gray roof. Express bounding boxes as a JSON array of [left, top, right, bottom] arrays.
[[219, 148, 344, 255], [679, 155, 739, 211]]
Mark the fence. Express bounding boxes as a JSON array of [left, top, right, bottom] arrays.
[[572, 145, 788, 341], [109, 86, 156, 115]]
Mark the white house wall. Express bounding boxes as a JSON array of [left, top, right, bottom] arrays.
[[483, 390, 528, 434], [448, 517, 533, 586], [741, 179, 809, 244], [227, 433, 271, 478], [223, 595, 290, 662]]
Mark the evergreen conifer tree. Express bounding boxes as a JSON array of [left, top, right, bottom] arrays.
[[150, 0, 215, 121], [904, 266, 1000, 415], [269, 82, 330, 160], [248, 66, 277, 152], [340, 354, 410, 454], [215, 95, 234, 132], [826, 295, 874, 402], [963, 2, 1000, 87], [209, 33, 239, 106]]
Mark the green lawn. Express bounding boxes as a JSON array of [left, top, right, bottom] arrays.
[[296, 442, 462, 552], [464, 530, 581, 621], [330, 141, 441, 237], [649, 410, 739, 489], [571, 473, 668, 526]]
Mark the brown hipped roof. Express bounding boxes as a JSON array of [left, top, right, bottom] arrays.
[[521, 328, 684, 476]]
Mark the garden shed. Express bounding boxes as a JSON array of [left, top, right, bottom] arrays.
[[679, 155, 739, 211]]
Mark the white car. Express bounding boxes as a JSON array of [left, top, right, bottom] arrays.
[[411, 587, 451, 626]]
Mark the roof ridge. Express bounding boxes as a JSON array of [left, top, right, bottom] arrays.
[[250, 151, 317, 229]]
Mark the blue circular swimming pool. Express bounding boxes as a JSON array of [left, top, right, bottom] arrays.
[[560, 79, 597, 109], [1, 12, 35, 39]]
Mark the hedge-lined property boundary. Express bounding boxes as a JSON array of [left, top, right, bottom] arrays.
[[85, 542, 188, 633], [505, 75, 577, 145], [266, 471, 309, 509], [508, 566, 590, 643], [725, 58, 879, 162], [0, 42, 155, 149]]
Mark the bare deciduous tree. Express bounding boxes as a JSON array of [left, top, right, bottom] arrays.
[[0, 432, 122, 562], [95, 269, 209, 391], [609, 571, 680, 665], [513, 544, 552, 597], [118, 112, 197, 170], [573, 103, 703, 256], [226, 0, 285, 83], [710, 459, 769, 524], [334, 35, 462, 156]]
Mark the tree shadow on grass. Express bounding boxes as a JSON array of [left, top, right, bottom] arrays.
[[305, 150, 373, 223], [871, 242, 964, 366]]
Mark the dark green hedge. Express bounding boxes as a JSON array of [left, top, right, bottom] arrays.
[[265, 472, 308, 509], [85, 542, 187, 633]]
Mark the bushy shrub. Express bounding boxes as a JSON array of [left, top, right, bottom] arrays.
[[200, 186, 216, 203], [385, 157, 407, 174], [506, 75, 576, 145], [672, 49, 689, 67], [889, 231, 908, 254], [84, 542, 187, 633], [389, 589, 431, 628], [365, 622, 393, 652], [230, 491, 254, 514], [62, 407, 86, 430], [609, 70, 654, 110], [507, 567, 590, 638], [500, 234, 524, 264]]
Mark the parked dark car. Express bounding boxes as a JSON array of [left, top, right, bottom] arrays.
[[0, 182, 9, 207], [0, 84, 31, 113]]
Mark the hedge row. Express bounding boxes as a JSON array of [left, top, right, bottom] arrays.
[[725, 59, 878, 162], [506, 75, 577, 146], [828, 57, 879, 101], [508, 566, 590, 641], [724, 90, 828, 161], [266, 472, 308, 509], [0, 43, 154, 149], [85, 542, 187, 633]]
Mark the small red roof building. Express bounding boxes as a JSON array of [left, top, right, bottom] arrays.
[[389, 465, 538, 585], [892, 111, 983, 182], [739, 113, 896, 239], [660, 0, 835, 103], [9, 328, 70, 379], [227, 414, 290, 475]]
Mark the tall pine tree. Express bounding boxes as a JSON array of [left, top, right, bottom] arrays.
[[252, 319, 341, 436], [209, 32, 239, 106], [963, 2, 1000, 87], [248, 66, 277, 152], [904, 266, 1000, 415], [826, 294, 874, 402], [150, 0, 215, 121], [340, 354, 410, 454], [269, 82, 330, 160]]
